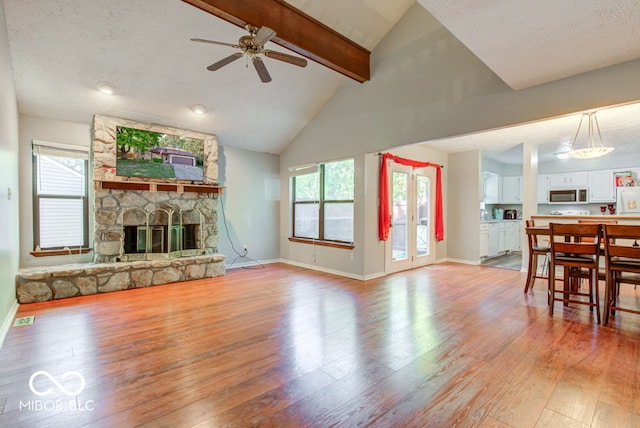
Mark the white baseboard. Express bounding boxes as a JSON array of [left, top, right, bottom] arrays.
[[363, 272, 386, 281], [225, 258, 282, 270], [0, 300, 19, 350], [441, 258, 479, 266], [281, 259, 367, 281]]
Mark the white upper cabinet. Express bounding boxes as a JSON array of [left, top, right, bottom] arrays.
[[483, 172, 501, 204], [588, 169, 616, 202], [537, 175, 550, 203], [501, 176, 522, 203], [548, 171, 589, 189]]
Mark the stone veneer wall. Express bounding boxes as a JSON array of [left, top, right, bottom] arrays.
[[16, 255, 225, 303]]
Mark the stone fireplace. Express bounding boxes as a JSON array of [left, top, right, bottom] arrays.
[[92, 114, 222, 263], [15, 115, 226, 303]]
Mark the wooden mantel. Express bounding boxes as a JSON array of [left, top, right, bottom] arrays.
[[97, 180, 224, 195]]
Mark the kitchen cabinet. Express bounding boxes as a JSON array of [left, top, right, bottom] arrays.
[[499, 222, 520, 253], [537, 175, 550, 203], [501, 176, 522, 203], [480, 223, 489, 258], [482, 221, 521, 259], [487, 223, 499, 257], [483, 172, 500, 204], [588, 169, 615, 202], [548, 171, 588, 189]]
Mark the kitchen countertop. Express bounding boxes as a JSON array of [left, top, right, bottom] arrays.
[[532, 215, 640, 220], [481, 219, 523, 223]]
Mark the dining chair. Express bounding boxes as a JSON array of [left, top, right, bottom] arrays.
[[523, 219, 549, 293], [548, 223, 602, 323], [573, 219, 617, 284], [602, 224, 640, 326]]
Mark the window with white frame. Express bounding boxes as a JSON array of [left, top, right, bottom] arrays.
[[291, 158, 354, 243], [32, 140, 89, 250]]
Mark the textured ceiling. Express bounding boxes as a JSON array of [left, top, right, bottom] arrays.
[[2, 0, 413, 154], [417, 0, 640, 90], [2, 0, 640, 156], [422, 101, 640, 165]]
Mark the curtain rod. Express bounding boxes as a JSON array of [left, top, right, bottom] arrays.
[[376, 152, 444, 169]]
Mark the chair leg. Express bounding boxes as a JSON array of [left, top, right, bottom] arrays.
[[603, 270, 612, 325], [549, 263, 555, 316], [524, 253, 536, 293], [593, 269, 600, 324]]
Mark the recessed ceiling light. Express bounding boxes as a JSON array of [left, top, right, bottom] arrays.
[[96, 81, 116, 95], [191, 104, 207, 115], [554, 152, 571, 160]]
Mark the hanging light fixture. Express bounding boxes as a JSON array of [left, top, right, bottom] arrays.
[[567, 111, 614, 159]]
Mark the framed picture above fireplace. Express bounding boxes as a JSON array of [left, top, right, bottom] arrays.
[[93, 114, 218, 185]]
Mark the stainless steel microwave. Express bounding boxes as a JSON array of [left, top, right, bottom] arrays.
[[549, 188, 588, 204]]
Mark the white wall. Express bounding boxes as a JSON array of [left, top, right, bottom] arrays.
[[17, 117, 281, 270], [18, 115, 92, 268], [447, 151, 481, 262], [0, 0, 20, 343], [280, 3, 640, 271], [216, 145, 280, 267]]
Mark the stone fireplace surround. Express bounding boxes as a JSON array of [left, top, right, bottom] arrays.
[[16, 115, 226, 303]]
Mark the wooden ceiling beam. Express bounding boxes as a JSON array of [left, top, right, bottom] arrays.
[[182, 0, 370, 82]]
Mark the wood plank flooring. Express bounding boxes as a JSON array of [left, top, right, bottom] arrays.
[[1, 262, 640, 427]]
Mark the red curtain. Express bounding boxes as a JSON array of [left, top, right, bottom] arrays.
[[378, 153, 444, 242]]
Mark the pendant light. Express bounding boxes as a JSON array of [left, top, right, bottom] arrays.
[[567, 111, 614, 159]]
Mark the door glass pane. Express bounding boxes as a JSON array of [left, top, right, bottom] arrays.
[[392, 172, 408, 261], [324, 202, 353, 242], [416, 176, 430, 256]]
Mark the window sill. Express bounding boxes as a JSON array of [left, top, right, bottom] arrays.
[[30, 248, 93, 257], [288, 237, 354, 250]]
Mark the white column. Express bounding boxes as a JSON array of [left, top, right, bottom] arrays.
[[521, 142, 539, 271]]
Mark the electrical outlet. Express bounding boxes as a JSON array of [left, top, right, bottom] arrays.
[[350, 252, 354, 260]]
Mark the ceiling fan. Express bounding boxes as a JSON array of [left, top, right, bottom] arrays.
[[191, 25, 308, 83]]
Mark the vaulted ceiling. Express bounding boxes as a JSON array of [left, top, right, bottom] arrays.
[[3, 0, 640, 156]]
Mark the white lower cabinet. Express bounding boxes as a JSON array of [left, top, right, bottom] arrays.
[[480, 224, 489, 258], [482, 221, 521, 259], [488, 223, 499, 257]]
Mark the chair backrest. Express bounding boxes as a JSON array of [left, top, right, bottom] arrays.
[[603, 225, 640, 273], [576, 219, 617, 243], [526, 219, 537, 246], [549, 222, 601, 260]]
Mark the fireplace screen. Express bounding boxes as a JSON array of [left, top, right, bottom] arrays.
[[119, 207, 204, 261]]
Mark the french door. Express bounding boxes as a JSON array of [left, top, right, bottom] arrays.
[[386, 164, 436, 273]]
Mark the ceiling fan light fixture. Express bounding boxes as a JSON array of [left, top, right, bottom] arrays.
[[96, 81, 116, 95], [567, 111, 615, 160], [190, 104, 208, 115]]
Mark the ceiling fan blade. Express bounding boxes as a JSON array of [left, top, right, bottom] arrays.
[[191, 38, 238, 48], [263, 50, 308, 67], [252, 57, 272, 83], [207, 52, 243, 71], [252, 26, 276, 46]]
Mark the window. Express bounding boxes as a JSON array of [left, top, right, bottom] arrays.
[[32, 141, 89, 250], [292, 158, 354, 243]]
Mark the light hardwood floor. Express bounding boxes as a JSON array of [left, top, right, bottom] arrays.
[[1, 262, 639, 427]]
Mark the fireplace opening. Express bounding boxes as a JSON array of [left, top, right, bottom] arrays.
[[118, 207, 204, 261], [123, 224, 199, 254]]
